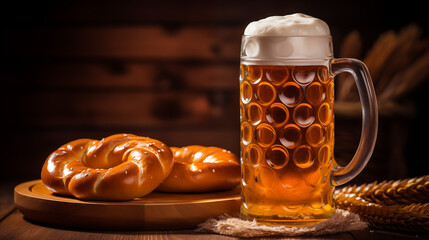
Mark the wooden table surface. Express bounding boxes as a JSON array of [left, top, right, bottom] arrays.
[[1, 181, 427, 240]]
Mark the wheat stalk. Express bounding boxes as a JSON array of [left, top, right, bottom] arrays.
[[335, 175, 429, 232], [336, 175, 429, 205]]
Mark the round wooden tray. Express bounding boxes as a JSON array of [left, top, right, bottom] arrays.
[[14, 180, 240, 230]]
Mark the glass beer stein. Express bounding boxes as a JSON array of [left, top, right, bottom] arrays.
[[239, 18, 378, 226]]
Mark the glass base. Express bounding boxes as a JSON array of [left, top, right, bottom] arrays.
[[240, 212, 330, 227]]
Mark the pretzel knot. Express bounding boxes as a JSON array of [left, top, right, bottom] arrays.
[[41, 134, 173, 201], [156, 145, 240, 193]]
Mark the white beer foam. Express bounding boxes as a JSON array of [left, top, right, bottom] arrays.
[[244, 13, 330, 36], [243, 13, 332, 63]]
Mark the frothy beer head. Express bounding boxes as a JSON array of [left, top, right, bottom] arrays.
[[242, 13, 333, 64]]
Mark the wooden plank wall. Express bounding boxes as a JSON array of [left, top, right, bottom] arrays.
[[1, 1, 427, 181], [1, 27, 243, 180], [1, 2, 249, 181]]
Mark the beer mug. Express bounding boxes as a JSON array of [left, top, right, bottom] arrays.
[[239, 14, 378, 226]]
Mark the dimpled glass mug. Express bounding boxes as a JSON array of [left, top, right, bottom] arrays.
[[239, 14, 378, 226]]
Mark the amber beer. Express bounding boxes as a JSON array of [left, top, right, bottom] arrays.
[[240, 64, 336, 225]]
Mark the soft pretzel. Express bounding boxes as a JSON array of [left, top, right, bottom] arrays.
[[41, 133, 173, 201], [156, 145, 240, 193]]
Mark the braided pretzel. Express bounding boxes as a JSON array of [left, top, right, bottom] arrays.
[[41, 134, 173, 201], [156, 145, 240, 193]]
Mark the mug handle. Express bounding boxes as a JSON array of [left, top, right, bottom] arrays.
[[330, 58, 378, 186]]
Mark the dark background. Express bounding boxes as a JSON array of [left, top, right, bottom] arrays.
[[1, 0, 428, 184]]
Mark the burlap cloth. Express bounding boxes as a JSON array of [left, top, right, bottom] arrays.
[[196, 209, 367, 238]]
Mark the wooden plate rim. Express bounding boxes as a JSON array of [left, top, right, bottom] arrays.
[[15, 179, 241, 205], [14, 179, 241, 230]]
